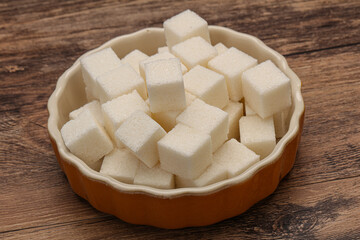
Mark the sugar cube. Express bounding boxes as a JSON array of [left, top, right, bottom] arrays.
[[208, 47, 257, 101], [183, 65, 229, 109], [121, 49, 149, 74], [163, 9, 210, 48], [274, 107, 290, 138], [176, 99, 229, 152], [61, 110, 113, 165], [171, 36, 217, 69], [96, 64, 147, 103], [213, 139, 260, 178], [244, 104, 290, 139], [239, 115, 276, 159], [139, 51, 187, 80], [80, 47, 122, 98], [151, 91, 196, 132], [115, 111, 166, 168], [242, 60, 292, 118], [214, 42, 228, 55], [101, 90, 150, 140], [158, 46, 169, 53], [222, 101, 243, 140], [69, 100, 105, 127], [145, 58, 186, 113], [176, 162, 227, 188], [134, 163, 174, 189], [100, 148, 140, 184], [245, 101, 256, 116], [158, 123, 212, 179]]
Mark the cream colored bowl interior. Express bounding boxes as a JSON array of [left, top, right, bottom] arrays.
[[48, 26, 304, 199]]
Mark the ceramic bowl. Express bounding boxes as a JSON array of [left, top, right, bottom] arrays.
[[47, 26, 305, 229]]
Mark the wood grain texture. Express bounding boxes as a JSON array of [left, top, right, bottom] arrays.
[[1, 0, 359, 239]]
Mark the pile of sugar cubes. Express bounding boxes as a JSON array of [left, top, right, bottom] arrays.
[[61, 10, 292, 189]]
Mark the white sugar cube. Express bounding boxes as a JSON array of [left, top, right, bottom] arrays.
[[145, 58, 186, 113], [115, 111, 166, 168], [246, 95, 290, 138], [121, 49, 149, 74], [152, 92, 196, 132], [96, 64, 147, 103], [245, 101, 256, 116], [244, 103, 290, 138], [208, 47, 257, 101], [80, 47, 122, 98], [61, 110, 113, 165], [163, 9, 210, 48], [100, 148, 140, 184], [222, 101, 243, 140], [176, 99, 229, 152], [134, 163, 174, 189], [183, 65, 229, 109], [69, 100, 105, 127], [158, 124, 212, 179], [158, 46, 169, 53], [214, 42, 228, 55], [176, 162, 227, 188], [139, 51, 187, 79], [101, 90, 150, 140], [242, 60, 292, 118], [274, 107, 290, 138], [244, 103, 291, 139], [213, 139, 260, 178], [171, 36, 217, 69], [239, 115, 276, 159]]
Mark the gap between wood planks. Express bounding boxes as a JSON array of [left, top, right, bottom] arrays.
[[284, 41, 360, 57], [277, 174, 360, 194], [0, 215, 116, 235]]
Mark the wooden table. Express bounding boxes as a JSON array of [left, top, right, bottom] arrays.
[[1, 0, 359, 239]]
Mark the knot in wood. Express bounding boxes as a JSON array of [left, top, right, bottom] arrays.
[[274, 209, 318, 236]]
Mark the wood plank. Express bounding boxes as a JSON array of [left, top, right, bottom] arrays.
[[2, 175, 359, 239], [279, 43, 360, 189], [0, 0, 359, 238], [0, 0, 359, 58], [0, 104, 108, 232]]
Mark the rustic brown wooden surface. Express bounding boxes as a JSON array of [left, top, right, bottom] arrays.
[[1, 0, 359, 239]]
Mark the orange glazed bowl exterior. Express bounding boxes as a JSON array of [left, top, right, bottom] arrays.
[[47, 26, 305, 229]]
